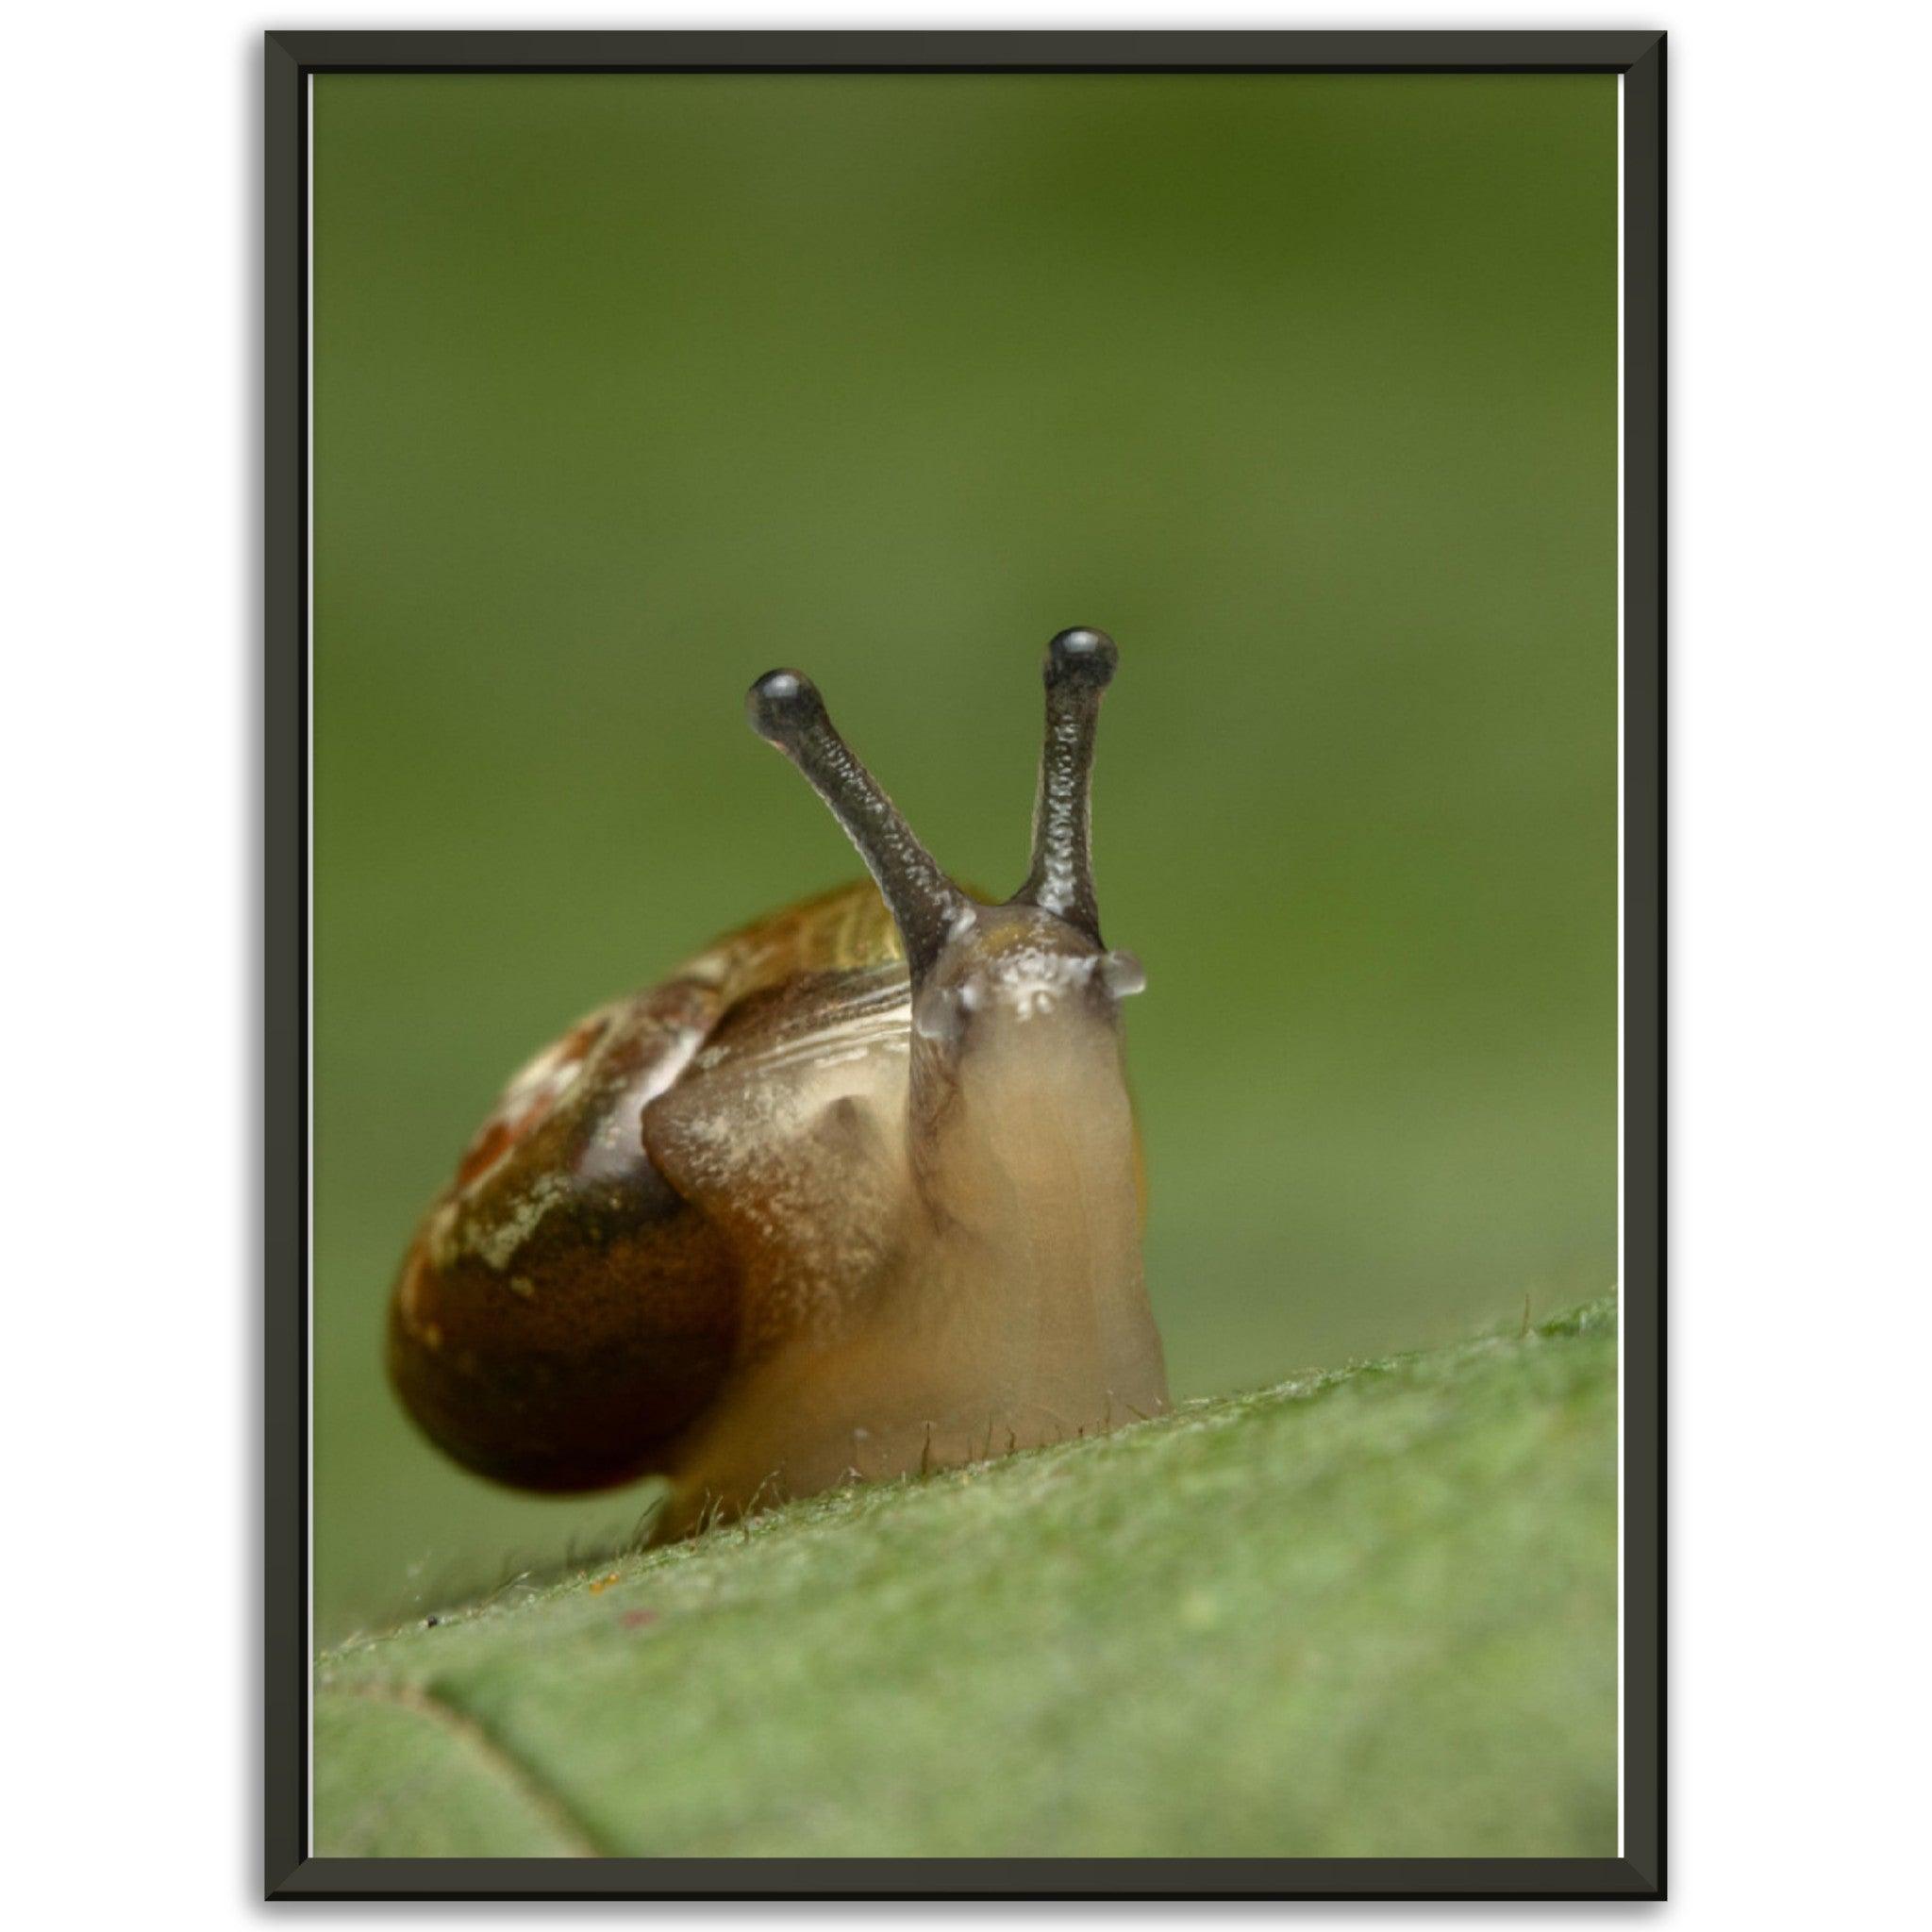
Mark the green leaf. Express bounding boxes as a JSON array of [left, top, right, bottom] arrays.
[[315, 1296, 1618, 1858]]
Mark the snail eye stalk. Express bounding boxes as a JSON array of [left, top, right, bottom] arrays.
[[1010, 627, 1116, 946], [748, 669, 963, 983]]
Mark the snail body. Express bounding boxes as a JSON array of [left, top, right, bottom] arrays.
[[388, 629, 1168, 1538]]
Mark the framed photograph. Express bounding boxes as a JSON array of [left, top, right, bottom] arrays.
[[267, 27, 1663, 1900]]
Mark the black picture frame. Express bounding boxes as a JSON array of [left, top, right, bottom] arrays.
[[266, 27, 1664, 1901]]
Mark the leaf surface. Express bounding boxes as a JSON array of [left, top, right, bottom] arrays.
[[316, 1298, 1618, 1858]]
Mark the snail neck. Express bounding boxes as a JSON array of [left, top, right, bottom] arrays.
[[921, 1020, 1134, 1248], [906, 1018, 1163, 1421]]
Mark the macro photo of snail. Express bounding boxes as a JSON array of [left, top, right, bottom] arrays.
[[388, 627, 1168, 1540], [294, 61, 1641, 1872]]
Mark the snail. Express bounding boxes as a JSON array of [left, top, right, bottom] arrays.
[[387, 626, 1169, 1539]]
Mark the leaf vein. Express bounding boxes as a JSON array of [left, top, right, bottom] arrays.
[[329, 1678, 606, 1858]]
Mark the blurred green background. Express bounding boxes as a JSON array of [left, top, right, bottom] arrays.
[[313, 72, 1616, 1641]]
